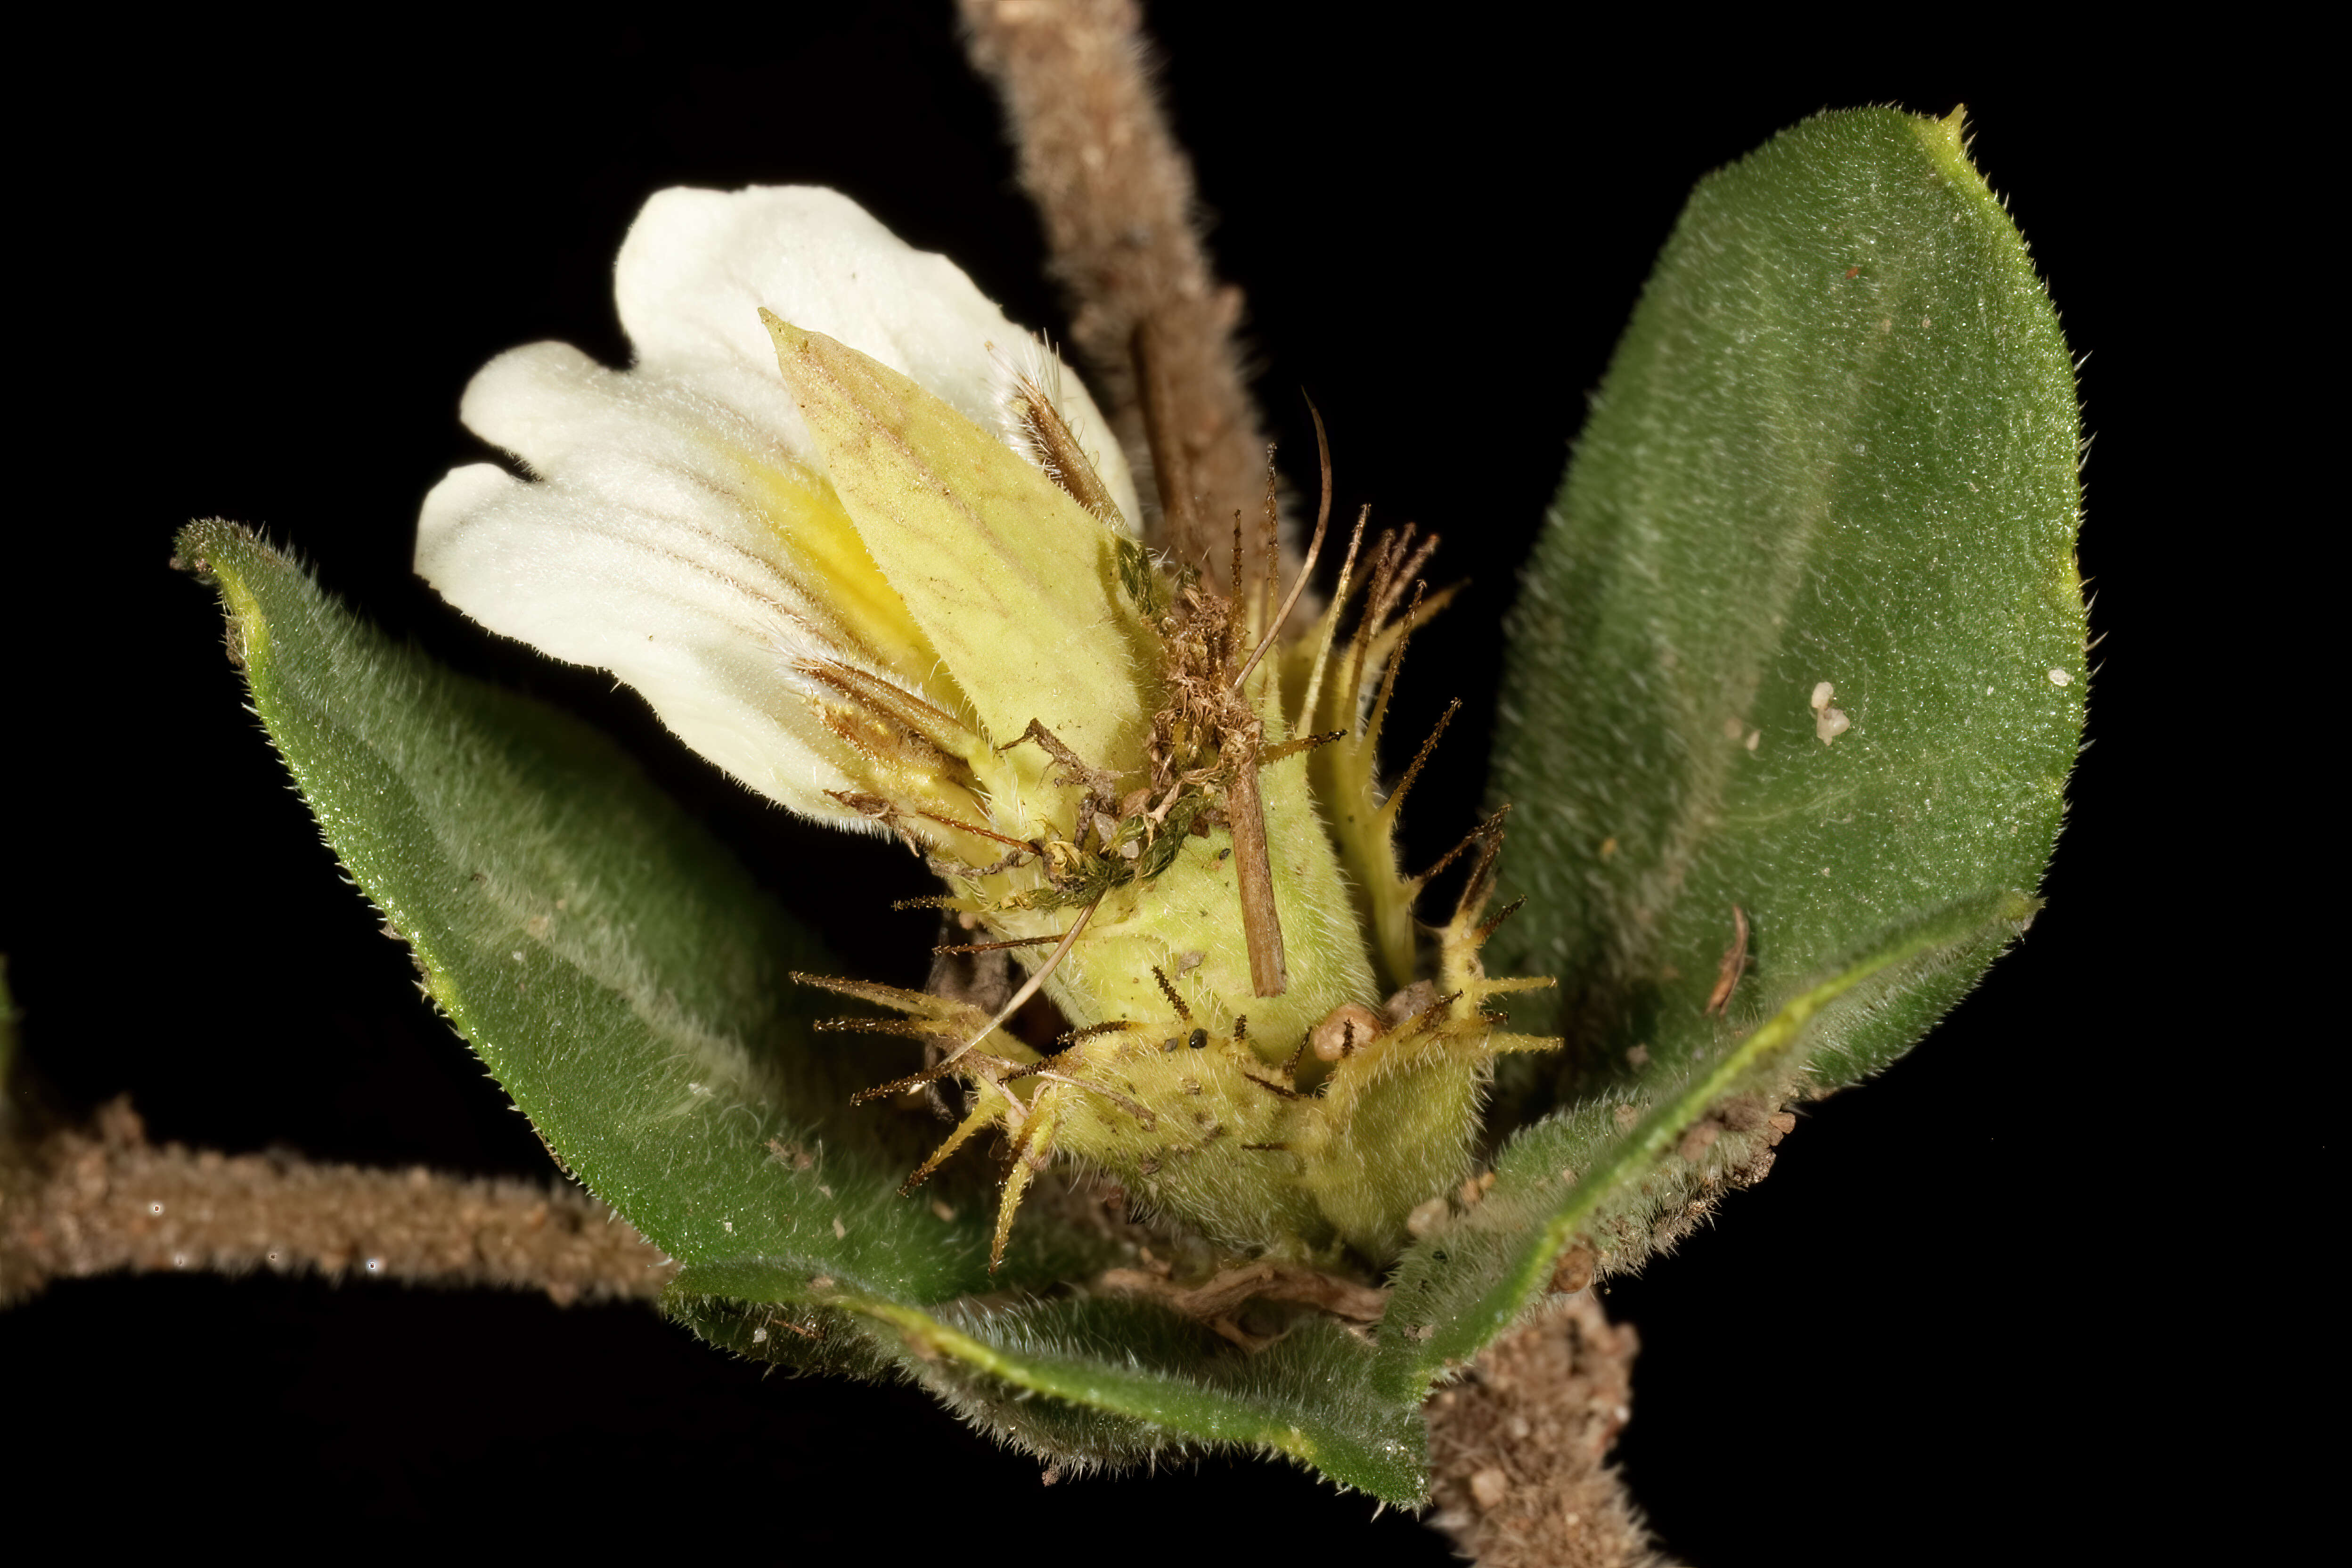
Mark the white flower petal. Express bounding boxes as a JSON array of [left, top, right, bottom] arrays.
[[615, 185, 1139, 525], [417, 185, 1142, 828], [417, 458, 890, 832], [459, 342, 804, 567]]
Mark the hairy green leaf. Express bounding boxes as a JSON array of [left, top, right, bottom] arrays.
[[1492, 106, 2083, 1096], [175, 522, 1426, 1497], [1380, 889, 2035, 1399], [176, 521, 994, 1297], [1457, 106, 2082, 1381], [668, 1260, 1424, 1495]]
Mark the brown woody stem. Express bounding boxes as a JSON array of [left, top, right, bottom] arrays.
[[0, 1099, 676, 1308], [960, 0, 1275, 584], [1425, 1296, 1680, 1568]]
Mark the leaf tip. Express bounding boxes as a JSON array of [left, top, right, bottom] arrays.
[[1911, 103, 1985, 190], [170, 517, 251, 581], [173, 520, 275, 670], [1936, 103, 1968, 153]]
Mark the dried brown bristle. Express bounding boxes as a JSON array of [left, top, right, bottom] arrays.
[[1231, 402, 1333, 694], [1417, 805, 1513, 891], [1371, 697, 1462, 845], [1058, 1020, 1141, 1046], [915, 809, 1037, 851], [1001, 718, 1121, 797], [1473, 896, 1528, 946], [1011, 370, 1123, 525], [931, 933, 1059, 956], [1362, 578, 1427, 761], [1151, 964, 1194, 1021]]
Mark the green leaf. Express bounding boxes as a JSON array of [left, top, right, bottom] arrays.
[[174, 521, 997, 1295], [1490, 106, 2084, 1094], [1377, 888, 2035, 1400], [174, 522, 1427, 1500], [666, 1260, 1425, 1495], [1454, 106, 2082, 1379]]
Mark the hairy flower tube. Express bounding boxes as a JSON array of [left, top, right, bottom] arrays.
[[419, 186, 1559, 1269]]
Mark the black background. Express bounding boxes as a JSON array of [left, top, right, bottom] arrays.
[[5, 7, 2259, 1561]]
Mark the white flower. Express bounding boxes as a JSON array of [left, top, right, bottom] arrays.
[[415, 185, 1141, 833]]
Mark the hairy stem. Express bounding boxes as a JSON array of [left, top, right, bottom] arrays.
[[959, 0, 1275, 583], [1425, 1295, 1678, 1568], [0, 1098, 675, 1308]]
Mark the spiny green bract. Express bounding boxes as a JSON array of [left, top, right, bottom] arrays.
[[773, 328, 1560, 1266]]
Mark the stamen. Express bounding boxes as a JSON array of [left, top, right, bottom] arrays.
[[799, 660, 974, 755], [1000, 719, 1120, 795]]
